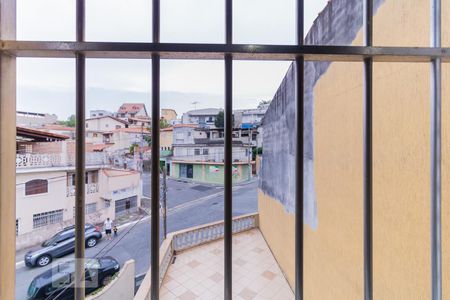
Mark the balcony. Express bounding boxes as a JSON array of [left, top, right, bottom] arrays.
[[135, 214, 294, 300], [66, 183, 99, 197], [15, 152, 108, 169]]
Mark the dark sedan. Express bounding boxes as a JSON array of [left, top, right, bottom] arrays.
[[26, 257, 120, 300]]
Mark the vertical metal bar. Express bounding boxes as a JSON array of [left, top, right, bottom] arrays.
[[224, 0, 233, 299], [151, 0, 160, 299], [0, 0, 16, 298], [75, 0, 86, 298], [363, 1, 373, 300], [430, 0, 441, 299], [295, 1, 304, 300]]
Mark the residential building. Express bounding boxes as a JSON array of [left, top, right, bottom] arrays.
[[108, 127, 150, 152], [161, 108, 177, 123], [170, 125, 252, 183], [89, 109, 113, 118], [85, 115, 128, 132], [16, 111, 58, 127], [160, 126, 173, 157], [234, 108, 267, 129], [116, 103, 148, 119], [15, 130, 141, 250], [181, 108, 222, 128], [127, 117, 151, 129]]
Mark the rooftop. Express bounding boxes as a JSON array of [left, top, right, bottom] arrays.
[[185, 108, 222, 116], [118, 103, 147, 114]]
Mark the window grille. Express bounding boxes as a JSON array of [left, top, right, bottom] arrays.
[[33, 209, 64, 229]]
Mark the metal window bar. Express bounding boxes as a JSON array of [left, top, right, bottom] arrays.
[[74, 0, 86, 298], [431, 0, 442, 299], [295, 0, 304, 299], [363, 1, 373, 300], [0, 0, 445, 299]]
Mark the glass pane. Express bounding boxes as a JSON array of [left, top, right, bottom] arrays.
[[233, 60, 293, 298], [161, 0, 224, 43], [373, 62, 430, 298], [442, 64, 450, 298], [86, 0, 151, 42], [233, 0, 295, 45], [16, 58, 75, 299], [17, 0, 75, 41], [86, 58, 152, 278], [373, 1, 429, 47]]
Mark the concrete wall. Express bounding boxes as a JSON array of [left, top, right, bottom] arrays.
[[258, 0, 450, 299]]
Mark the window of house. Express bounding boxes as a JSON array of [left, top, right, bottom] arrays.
[[93, 133, 98, 137], [203, 149, 209, 155], [25, 179, 48, 196], [194, 149, 201, 155], [16, 219, 18, 236], [67, 173, 76, 186], [73, 203, 97, 216], [105, 124, 109, 128], [116, 125, 121, 129], [86, 123, 88, 128], [33, 210, 63, 229]]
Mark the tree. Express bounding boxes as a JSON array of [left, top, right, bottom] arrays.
[[58, 115, 76, 127], [257, 100, 271, 109], [215, 111, 224, 128], [160, 118, 170, 129]]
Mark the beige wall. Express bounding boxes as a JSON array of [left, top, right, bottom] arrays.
[[160, 129, 173, 150], [258, 0, 450, 299]]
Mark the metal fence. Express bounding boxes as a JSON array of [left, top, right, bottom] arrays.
[[0, 0, 447, 299]]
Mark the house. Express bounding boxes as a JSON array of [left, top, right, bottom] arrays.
[[234, 108, 267, 129], [160, 126, 173, 157], [89, 109, 113, 118], [116, 103, 148, 119], [15, 136, 141, 250], [85, 115, 128, 132], [169, 125, 252, 184], [127, 117, 151, 129], [181, 108, 222, 128], [161, 108, 177, 123], [108, 127, 150, 152]]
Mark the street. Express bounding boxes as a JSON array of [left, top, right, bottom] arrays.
[[15, 175, 258, 299]]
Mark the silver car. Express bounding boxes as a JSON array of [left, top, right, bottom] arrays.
[[24, 224, 103, 267]]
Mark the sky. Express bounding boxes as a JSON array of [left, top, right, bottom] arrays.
[[16, 0, 328, 120]]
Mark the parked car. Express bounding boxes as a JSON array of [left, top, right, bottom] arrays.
[[26, 257, 120, 300], [25, 224, 102, 267]]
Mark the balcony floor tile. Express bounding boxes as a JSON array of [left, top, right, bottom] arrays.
[[161, 229, 294, 300]]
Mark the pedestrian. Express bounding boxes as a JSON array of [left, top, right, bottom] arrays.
[[104, 217, 113, 240], [113, 225, 118, 237]]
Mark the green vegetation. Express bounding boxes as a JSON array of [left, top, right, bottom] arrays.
[[58, 114, 76, 127]]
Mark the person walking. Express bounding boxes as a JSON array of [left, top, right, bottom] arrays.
[[104, 217, 113, 240], [113, 225, 118, 237]]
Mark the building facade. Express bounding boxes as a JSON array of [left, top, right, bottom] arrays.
[[181, 108, 222, 128]]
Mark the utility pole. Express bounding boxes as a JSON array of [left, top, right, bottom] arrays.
[[162, 166, 167, 239], [248, 128, 252, 181]]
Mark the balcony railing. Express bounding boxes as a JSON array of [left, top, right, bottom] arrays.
[[16, 152, 107, 169], [66, 183, 99, 197]]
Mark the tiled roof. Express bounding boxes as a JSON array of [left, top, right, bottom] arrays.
[[118, 103, 146, 114], [113, 127, 150, 133]]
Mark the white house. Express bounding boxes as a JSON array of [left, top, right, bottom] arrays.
[[181, 108, 222, 128], [15, 141, 141, 250]]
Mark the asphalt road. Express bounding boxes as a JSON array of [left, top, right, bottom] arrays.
[[15, 175, 258, 299]]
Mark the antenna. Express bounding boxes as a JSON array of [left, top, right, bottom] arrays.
[[191, 101, 200, 111]]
